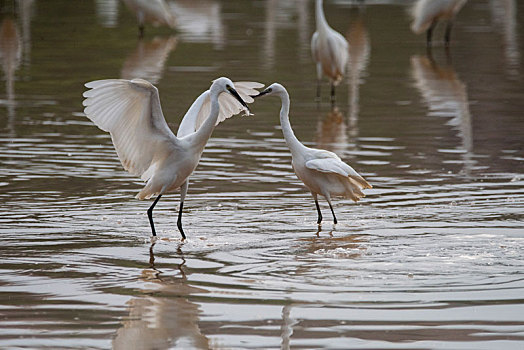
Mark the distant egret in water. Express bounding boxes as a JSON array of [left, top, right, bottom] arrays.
[[311, 0, 349, 103], [122, 0, 176, 37], [83, 77, 262, 239], [411, 0, 467, 47], [253, 83, 371, 224]]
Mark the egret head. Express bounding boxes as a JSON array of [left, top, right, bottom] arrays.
[[211, 77, 250, 112], [251, 83, 286, 99]]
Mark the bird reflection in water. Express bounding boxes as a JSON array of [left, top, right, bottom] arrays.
[[489, 0, 520, 79], [0, 17, 21, 135], [346, 11, 370, 142], [316, 106, 348, 157], [113, 241, 210, 350], [121, 36, 177, 84], [170, 0, 224, 49], [411, 53, 474, 176]]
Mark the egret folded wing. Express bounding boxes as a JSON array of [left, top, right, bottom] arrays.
[[305, 157, 372, 189]]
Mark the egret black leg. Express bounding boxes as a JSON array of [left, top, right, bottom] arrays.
[[314, 198, 323, 224], [177, 201, 186, 240], [147, 195, 162, 236], [330, 83, 336, 104], [316, 80, 321, 100], [328, 202, 338, 224]]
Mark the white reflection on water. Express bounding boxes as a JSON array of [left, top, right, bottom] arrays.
[[120, 36, 177, 84], [489, 0, 520, 79], [113, 242, 210, 350], [95, 0, 119, 28], [411, 54, 474, 176], [0, 17, 21, 133], [170, 0, 224, 49], [346, 12, 370, 142], [316, 106, 348, 156]]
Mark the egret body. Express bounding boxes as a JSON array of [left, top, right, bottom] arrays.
[[83, 77, 262, 239], [254, 83, 371, 224], [311, 0, 349, 102]]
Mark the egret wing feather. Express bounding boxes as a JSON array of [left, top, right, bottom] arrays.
[[311, 32, 320, 61], [83, 78, 178, 181], [306, 157, 372, 189], [326, 32, 348, 79], [193, 81, 263, 132]]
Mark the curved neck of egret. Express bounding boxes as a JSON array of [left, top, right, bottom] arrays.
[[192, 87, 221, 150], [278, 88, 306, 154], [315, 0, 329, 33]]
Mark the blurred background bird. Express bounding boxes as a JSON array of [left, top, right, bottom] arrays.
[[311, 0, 349, 104], [411, 0, 468, 47], [122, 0, 176, 37]]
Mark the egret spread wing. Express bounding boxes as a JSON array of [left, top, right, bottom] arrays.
[[193, 81, 263, 132], [83, 78, 178, 181], [306, 156, 372, 189]]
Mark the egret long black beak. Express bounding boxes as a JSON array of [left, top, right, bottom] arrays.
[[251, 89, 271, 99], [227, 86, 250, 114]]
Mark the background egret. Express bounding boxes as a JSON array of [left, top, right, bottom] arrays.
[[83, 77, 261, 239], [122, 0, 176, 37], [311, 0, 349, 102], [411, 0, 468, 47], [253, 83, 371, 225]]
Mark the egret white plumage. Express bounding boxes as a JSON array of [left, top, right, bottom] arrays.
[[83, 77, 262, 239], [411, 0, 467, 47], [122, 0, 176, 37], [311, 0, 349, 102], [253, 83, 371, 224]]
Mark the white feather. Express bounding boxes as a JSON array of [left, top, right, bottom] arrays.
[[82, 78, 178, 181]]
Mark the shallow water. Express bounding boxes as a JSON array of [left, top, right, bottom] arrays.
[[0, 0, 523, 349]]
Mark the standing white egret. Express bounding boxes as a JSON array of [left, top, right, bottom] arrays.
[[311, 0, 349, 102], [83, 77, 262, 239], [122, 0, 176, 37], [411, 0, 467, 47], [253, 83, 371, 224]]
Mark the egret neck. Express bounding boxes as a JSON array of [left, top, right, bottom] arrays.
[[191, 85, 221, 152], [315, 0, 329, 35], [277, 89, 307, 156]]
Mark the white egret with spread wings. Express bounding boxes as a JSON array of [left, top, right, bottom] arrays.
[[83, 77, 262, 239]]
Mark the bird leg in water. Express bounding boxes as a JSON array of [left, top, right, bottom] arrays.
[[330, 83, 336, 104], [177, 202, 186, 240], [147, 195, 162, 236], [177, 181, 188, 240], [313, 195, 323, 224], [316, 80, 321, 101], [328, 202, 337, 225]]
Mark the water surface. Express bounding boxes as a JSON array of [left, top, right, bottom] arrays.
[[0, 0, 523, 349]]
